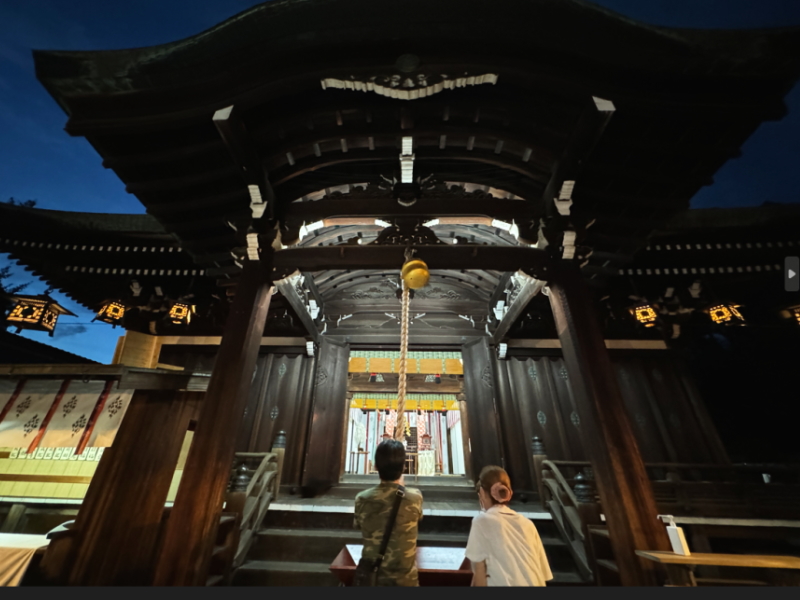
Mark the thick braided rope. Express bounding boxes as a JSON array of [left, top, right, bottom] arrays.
[[394, 282, 411, 441]]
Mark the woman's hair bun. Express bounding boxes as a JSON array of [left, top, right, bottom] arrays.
[[490, 481, 512, 503]]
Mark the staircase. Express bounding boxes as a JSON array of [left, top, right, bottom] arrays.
[[232, 477, 587, 586]]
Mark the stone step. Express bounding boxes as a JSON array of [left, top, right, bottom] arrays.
[[340, 474, 474, 487], [233, 560, 340, 587], [262, 508, 558, 538], [233, 559, 588, 587], [322, 484, 478, 502], [250, 527, 577, 573]]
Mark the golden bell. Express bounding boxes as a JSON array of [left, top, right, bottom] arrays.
[[401, 259, 430, 290]]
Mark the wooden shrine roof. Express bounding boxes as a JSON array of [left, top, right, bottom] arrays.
[[20, 0, 800, 341], [32, 0, 800, 285], [0, 204, 305, 337], [0, 330, 97, 364]]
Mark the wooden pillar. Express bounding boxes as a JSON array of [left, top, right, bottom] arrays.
[[531, 436, 548, 506], [461, 338, 505, 475], [457, 398, 473, 482], [548, 263, 670, 586], [301, 338, 350, 496], [154, 261, 272, 586], [45, 389, 202, 585]]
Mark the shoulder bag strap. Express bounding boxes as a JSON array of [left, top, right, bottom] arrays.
[[373, 485, 406, 569]]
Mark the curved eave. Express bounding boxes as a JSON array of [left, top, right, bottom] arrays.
[[34, 0, 800, 115], [27, 0, 800, 294]]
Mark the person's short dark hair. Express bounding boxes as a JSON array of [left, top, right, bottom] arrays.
[[375, 439, 405, 481]]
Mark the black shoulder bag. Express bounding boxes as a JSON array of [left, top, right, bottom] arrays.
[[353, 485, 406, 586]]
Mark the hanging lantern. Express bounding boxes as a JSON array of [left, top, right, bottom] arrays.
[[5, 294, 76, 337], [93, 300, 126, 328], [401, 259, 430, 290], [168, 302, 193, 325], [630, 304, 658, 328], [707, 304, 745, 325], [779, 305, 800, 325]]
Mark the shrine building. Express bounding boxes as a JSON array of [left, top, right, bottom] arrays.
[[1, 0, 800, 587]]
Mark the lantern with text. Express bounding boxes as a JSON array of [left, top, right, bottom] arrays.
[[168, 303, 193, 325], [708, 304, 745, 325], [93, 300, 126, 328], [5, 294, 76, 336], [631, 304, 658, 328]]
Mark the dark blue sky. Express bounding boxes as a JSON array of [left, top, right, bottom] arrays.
[[2, 0, 800, 361]]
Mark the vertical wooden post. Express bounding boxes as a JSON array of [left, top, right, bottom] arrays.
[[154, 261, 272, 586], [271, 430, 286, 500], [457, 397, 473, 482], [548, 263, 670, 586], [460, 338, 505, 475], [301, 338, 350, 497], [531, 436, 548, 506], [46, 389, 203, 585]]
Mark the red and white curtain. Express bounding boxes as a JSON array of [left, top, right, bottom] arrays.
[[0, 379, 133, 450], [417, 412, 427, 438], [384, 409, 396, 439]]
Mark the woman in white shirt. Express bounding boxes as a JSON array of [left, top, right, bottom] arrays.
[[465, 465, 553, 586]]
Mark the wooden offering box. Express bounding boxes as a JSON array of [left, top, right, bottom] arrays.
[[330, 544, 472, 586]]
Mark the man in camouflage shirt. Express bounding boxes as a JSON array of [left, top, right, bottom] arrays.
[[354, 439, 424, 586]]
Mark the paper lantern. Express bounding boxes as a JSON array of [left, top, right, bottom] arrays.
[[93, 300, 126, 327], [5, 294, 76, 337]]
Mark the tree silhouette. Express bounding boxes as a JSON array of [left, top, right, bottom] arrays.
[[6, 197, 37, 208]]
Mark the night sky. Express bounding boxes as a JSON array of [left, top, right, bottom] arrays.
[[1, 0, 800, 361]]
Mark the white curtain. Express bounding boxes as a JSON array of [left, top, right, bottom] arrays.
[[449, 416, 466, 476]]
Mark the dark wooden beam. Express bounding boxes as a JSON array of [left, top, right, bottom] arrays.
[[348, 381, 462, 394], [488, 272, 513, 315], [542, 96, 615, 211], [492, 274, 546, 344], [547, 262, 670, 586], [324, 299, 487, 316], [271, 147, 551, 189], [272, 245, 552, 278], [278, 170, 539, 206], [301, 271, 324, 323], [154, 260, 273, 586], [213, 105, 275, 221], [274, 274, 321, 343], [282, 197, 529, 222]]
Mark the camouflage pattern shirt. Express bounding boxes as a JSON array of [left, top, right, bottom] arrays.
[[354, 482, 424, 586]]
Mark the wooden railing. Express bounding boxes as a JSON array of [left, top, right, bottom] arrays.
[[204, 448, 283, 586], [531, 438, 800, 585], [539, 460, 600, 581], [36, 441, 285, 586]]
